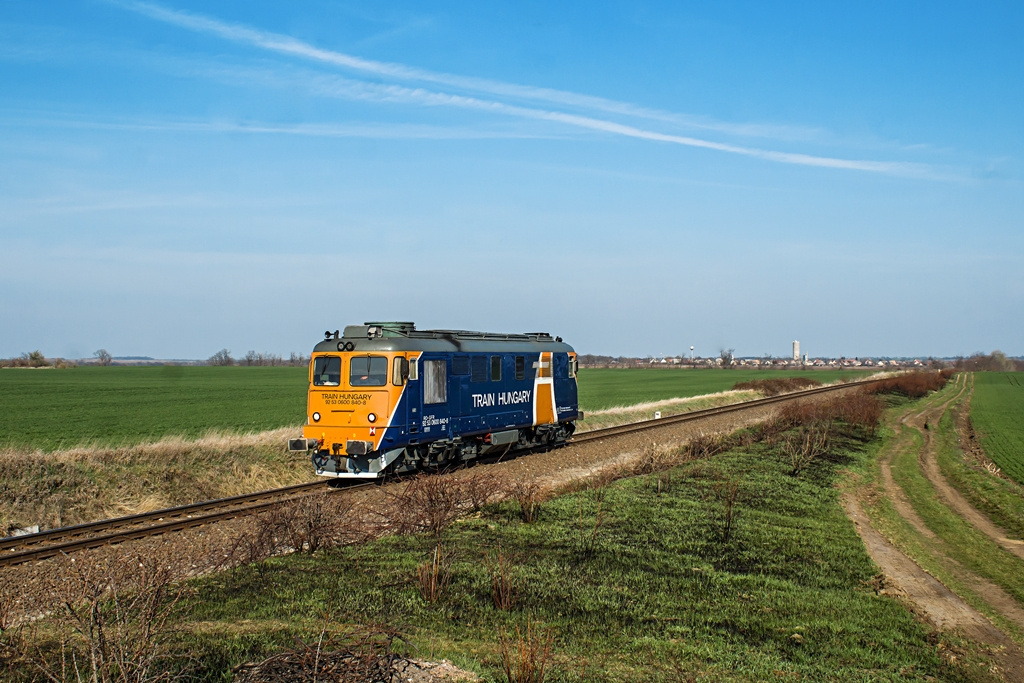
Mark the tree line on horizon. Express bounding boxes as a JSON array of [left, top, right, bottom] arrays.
[[2, 350, 1021, 371]]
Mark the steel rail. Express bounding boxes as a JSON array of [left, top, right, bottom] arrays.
[[1, 378, 875, 567], [0, 481, 364, 567]]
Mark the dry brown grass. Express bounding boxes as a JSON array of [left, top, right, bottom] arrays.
[[0, 428, 310, 533], [498, 618, 554, 683], [732, 377, 821, 396], [577, 391, 759, 432]]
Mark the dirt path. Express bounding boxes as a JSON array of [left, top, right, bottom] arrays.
[[845, 374, 1024, 680]]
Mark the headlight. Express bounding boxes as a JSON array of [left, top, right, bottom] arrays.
[[312, 412, 321, 422], [367, 412, 377, 423]]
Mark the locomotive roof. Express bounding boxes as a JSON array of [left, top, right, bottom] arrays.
[[312, 322, 575, 354]]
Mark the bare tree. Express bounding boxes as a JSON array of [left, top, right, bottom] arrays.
[[719, 348, 735, 367], [94, 349, 112, 366], [22, 351, 49, 368], [208, 349, 234, 366]]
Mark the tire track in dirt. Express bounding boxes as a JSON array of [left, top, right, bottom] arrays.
[[846, 373, 1024, 680], [910, 375, 1024, 560]]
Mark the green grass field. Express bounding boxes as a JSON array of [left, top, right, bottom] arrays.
[[0, 366, 871, 452], [0, 366, 308, 451], [970, 372, 1024, 485]]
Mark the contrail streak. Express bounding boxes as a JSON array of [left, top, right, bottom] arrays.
[[113, 0, 939, 177]]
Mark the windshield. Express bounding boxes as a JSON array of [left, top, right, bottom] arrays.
[[350, 356, 388, 386], [312, 356, 341, 386]]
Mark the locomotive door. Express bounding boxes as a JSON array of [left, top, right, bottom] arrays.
[[406, 354, 421, 436]]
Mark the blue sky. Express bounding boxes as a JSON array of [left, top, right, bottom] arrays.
[[1, 1, 1021, 360]]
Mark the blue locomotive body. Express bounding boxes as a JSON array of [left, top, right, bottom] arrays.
[[288, 322, 581, 478]]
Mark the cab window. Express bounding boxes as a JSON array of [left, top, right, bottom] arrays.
[[350, 356, 388, 386], [313, 356, 341, 386], [393, 357, 410, 386]]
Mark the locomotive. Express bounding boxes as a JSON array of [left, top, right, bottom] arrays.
[[288, 322, 582, 478]]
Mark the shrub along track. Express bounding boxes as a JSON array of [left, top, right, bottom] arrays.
[[844, 373, 1024, 679]]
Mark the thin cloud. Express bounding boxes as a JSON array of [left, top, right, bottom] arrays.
[[112, 0, 941, 177], [306, 74, 941, 178], [115, 0, 817, 141], [0, 113, 554, 141]]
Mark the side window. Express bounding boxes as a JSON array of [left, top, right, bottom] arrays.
[[470, 355, 488, 383], [515, 356, 525, 381], [392, 357, 410, 386], [452, 355, 470, 376], [409, 357, 419, 381], [423, 360, 447, 404], [491, 356, 502, 382], [313, 356, 341, 386], [350, 356, 387, 386], [569, 356, 578, 378]]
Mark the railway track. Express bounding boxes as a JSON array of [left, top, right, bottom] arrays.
[[1, 378, 873, 568], [0, 480, 366, 567]]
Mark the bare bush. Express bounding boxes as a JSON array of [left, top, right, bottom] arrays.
[[233, 620, 414, 682], [380, 475, 465, 540], [783, 422, 833, 476], [462, 471, 509, 512], [486, 548, 518, 611], [832, 390, 883, 436], [18, 550, 195, 682], [574, 490, 607, 561], [416, 543, 454, 604], [778, 391, 883, 439], [507, 479, 542, 523], [732, 377, 821, 396], [499, 618, 555, 683], [867, 370, 953, 398], [222, 494, 371, 570], [630, 443, 673, 476], [714, 478, 742, 543], [281, 493, 371, 553], [683, 433, 729, 460]]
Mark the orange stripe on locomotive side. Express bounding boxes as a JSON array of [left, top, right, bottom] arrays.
[[533, 351, 557, 426]]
